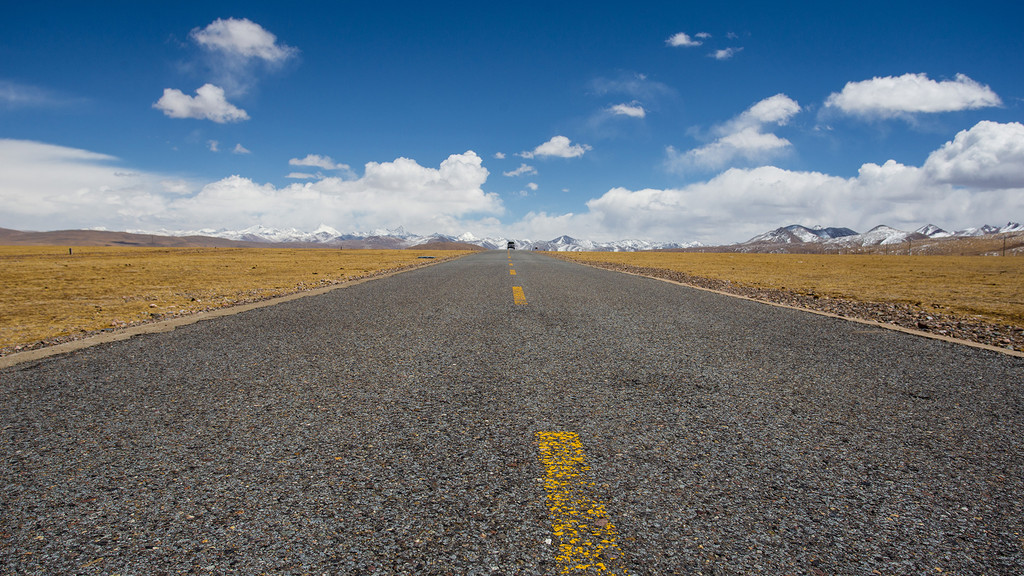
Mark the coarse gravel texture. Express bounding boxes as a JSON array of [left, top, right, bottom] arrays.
[[2, 251, 1023, 575]]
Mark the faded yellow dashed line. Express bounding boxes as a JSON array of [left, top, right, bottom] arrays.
[[535, 431, 628, 574], [511, 270, 517, 275], [513, 286, 528, 305]]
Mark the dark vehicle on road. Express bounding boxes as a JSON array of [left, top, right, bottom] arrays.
[[507, 241, 515, 249]]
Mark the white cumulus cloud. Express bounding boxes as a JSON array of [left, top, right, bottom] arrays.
[[521, 135, 591, 159], [923, 121, 1024, 189], [825, 73, 1001, 118], [232, 143, 251, 155], [153, 84, 249, 123], [191, 17, 298, 63], [187, 17, 298, 97], [668, 94, 800, 171], [667, 32, 702, 47]]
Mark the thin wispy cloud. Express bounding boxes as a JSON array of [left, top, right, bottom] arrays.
[[288, 154, 355, 179], [503, 163, 537, 177], [0, 80, 82, 109], [589, 72, 675, 101], [710, 47, 743, 60]]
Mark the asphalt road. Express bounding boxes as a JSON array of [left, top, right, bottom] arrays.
[[2, 250, 1023, 575]]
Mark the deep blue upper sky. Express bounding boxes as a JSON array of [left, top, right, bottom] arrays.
[[2, 0, 1022, 243]]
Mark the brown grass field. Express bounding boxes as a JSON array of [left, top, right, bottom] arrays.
[[554, 252, 1024, 329], [0, 246, 471, 354]]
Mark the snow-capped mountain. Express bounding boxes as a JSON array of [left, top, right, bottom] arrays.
[[746, 225, 857, 244], [954, 222, 1024, 236], [915, 224, 950, 238], [740, 222, 1022, 248]]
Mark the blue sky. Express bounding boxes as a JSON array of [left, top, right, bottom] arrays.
[[2, 0, 1023, 244]]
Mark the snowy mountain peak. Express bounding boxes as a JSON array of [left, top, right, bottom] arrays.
[[746, 224, 857, 244], [915, 224, 950, 237]]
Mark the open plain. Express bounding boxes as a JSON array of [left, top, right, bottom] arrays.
[[0, 246, 470, 355], [2, 250, 1022, 574]]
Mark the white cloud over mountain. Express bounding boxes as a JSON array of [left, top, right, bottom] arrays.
[[0, 141, 500, 235], [825, 73, 1001, 118], [512, 120, 1024, 243], [3, 120, 1022, 244]]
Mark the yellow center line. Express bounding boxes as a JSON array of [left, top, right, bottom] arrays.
[[510, 269, 517, 275], [535, 431, 629, 574], [512, 286, 527, 305]]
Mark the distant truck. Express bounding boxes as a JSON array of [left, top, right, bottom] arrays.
[[507, 241, 515, 250]]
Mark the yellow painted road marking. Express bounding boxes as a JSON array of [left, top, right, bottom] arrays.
[[513, 286, 527, 305], [535, 431, 628, 574], [510, 262, 514, 266], [510, 270, 517, 275]]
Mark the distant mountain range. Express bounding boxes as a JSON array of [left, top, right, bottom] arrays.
[[739, 222, 1024, 249], [126, 225, 702, 252], [2, 222, 1020, 252]]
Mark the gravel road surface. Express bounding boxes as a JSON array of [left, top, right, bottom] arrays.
[[3, 250, 1022, 575]]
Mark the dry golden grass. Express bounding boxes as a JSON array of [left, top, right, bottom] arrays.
[[0, 246, 470, 352], [554, 252, 1024, 328]]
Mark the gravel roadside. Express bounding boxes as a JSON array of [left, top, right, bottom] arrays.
[[553, 258, 1024, 354], [2, 251, 1022, 574]]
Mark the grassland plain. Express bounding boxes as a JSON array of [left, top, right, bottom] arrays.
[[551, 252, 1024, 353], [0, 246, 471, 355]]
